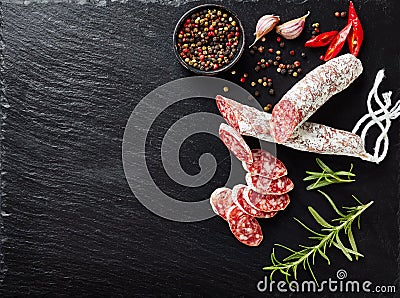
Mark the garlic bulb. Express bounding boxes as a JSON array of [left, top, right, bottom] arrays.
[[276, 11, 310, 40], [249, 15, 280, 48]]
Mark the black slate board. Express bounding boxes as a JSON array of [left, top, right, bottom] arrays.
[[0, 0, 399, 296]]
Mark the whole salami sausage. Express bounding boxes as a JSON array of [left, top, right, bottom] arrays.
[[242, 149, 287, 179], [219, 123, 253, 164], [227, 205, 264, 246], [209, 187, 233, 221], [245, 173, 294, 195], [232, 185, 277, 218], [242, 186, 291, 212], [216, 95, 371, 161], [270, 54, 363, 143]]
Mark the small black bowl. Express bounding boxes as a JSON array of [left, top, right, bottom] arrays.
[[173, 4, 245, 76]]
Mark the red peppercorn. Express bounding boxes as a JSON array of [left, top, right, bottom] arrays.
[[315, 28, 320, 33], [235, 32, 240, 36], [213, 64, 219, 70], [276, 37, 281, 43], [200, 55, 205, 61], [294, 61, 301, 67], [334, 11, 340, 17], [219, 55, 224, 59], [186, 18, 191, 23], [268, 48, 274, 53], [267, 78, 273, 82], [265, 63, 269, 67], [226, 42, 232, 47], [319, 55, 325, 60], [240, 77, 245, 83], [209, 26, 214, 31], [289, 50, 295, 56]]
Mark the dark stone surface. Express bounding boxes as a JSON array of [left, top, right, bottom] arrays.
[[0, 0, 399, 296]]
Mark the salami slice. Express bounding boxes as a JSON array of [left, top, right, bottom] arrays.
[[242, 186, 290, 212], [245, 173, 294, 195], [216, 96, 371, 161], [219, 123, 253, 164], [242, 149, 287, 179], [209, 187, 233, 221], [227, 205, 263, 246], [216, 95, 271, 138], [216, 95, 240, 131], [270, 54, 363, 143], [232, 185, 277, 218]]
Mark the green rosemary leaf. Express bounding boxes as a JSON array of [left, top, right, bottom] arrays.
[[308, 207, 333, 228], [306, 179, 334, 190], [318, 190, 345, 217], [315, 158, 333, 172], [275, 243, 297, 253], [317, 247, 330, 264], [294, 218, 324, 236], [334, 171, 356, 176], [352, 195, 363, 205], [334, 233, 353, 261], [303, 175, 320, 181]]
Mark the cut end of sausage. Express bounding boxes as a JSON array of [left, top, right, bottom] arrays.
[[270, 99, 300, 144], [219, 123, 253, 164], [216, 95, 240, 131]]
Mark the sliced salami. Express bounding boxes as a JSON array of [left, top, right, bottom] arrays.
[[270, 54, 363, 143], [216, 96, 371, 161], [242, 186, 290, 212], [232, 185, 277, 218], [216, 95, 240, 131], [209, 187, 233, 221], [219, 123, 253, 164], [227, 205, 263, 246], [216, 95, 271, 138], [242, 149, 287, 179], [245, 173, 294, 195]]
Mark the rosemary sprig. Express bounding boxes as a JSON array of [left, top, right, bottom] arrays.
[[263, 190, 373, 285], [304, 158, 355, 190]]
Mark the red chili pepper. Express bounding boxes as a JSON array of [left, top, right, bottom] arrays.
[[324, 22, 352, 61], [347, 1, 364, 57], [304, 30, 339, 47]]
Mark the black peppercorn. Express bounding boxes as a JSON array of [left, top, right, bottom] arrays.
[[269, 89, 275, 95]]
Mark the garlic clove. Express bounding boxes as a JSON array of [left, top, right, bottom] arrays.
[[249, 15, 280, 48], [276, 11, 310, 40]]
